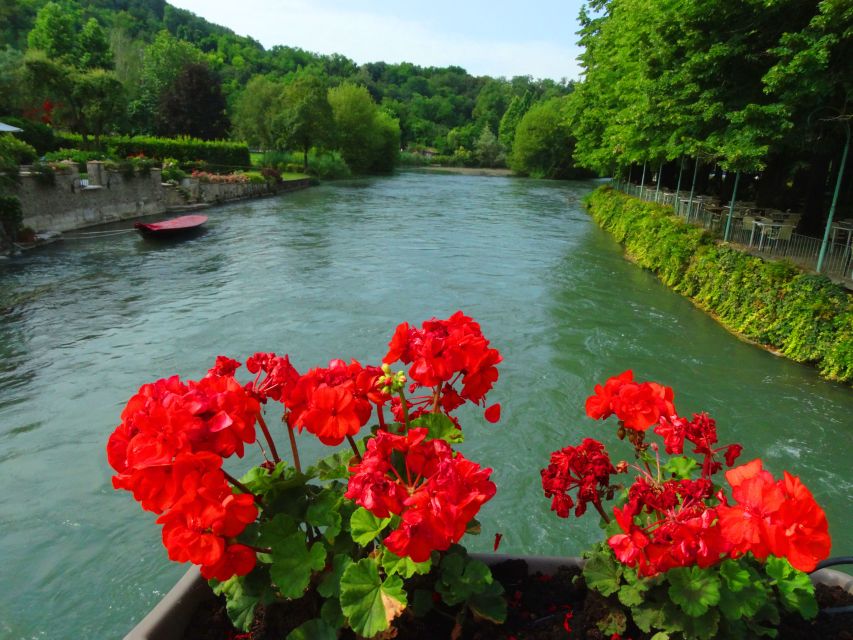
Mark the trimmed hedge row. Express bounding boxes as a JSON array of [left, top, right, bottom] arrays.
[[585, 186, 853, 384], [54, 133, 251, 171]]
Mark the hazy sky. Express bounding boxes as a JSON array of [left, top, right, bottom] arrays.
[[168, 0, 587, 80]]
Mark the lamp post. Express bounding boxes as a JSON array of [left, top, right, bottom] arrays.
[[817, 119, 850, 273], [723, 170, 741, 242]]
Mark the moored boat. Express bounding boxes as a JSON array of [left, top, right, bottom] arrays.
[[134, 215, 208, 238]]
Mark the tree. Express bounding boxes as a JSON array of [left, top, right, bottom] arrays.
[[511, 97, 581, 179], [79, 18, 112, 69], [327, 82, 378, 174], [76, 69, 126, 146], [275, 74, 333, 170], [474, 125, 504, 168], [498, 91, 533, 151], [27, 1, 78, 64], [233, 75, 284, 149], [0, 46, 24, 115], [472, 78, 511, 133], [156, 62, 229, 140], [132, 31, 205, 134]]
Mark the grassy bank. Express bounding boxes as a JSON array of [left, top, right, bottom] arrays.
[[585, 186, 853, 384]]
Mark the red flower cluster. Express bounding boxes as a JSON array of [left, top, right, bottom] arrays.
[[541, 438, 620, 518], [585, 370, 675, 431], [608, 476, 726, 577], [717, 460, 831, 572], [286, 359, 385, 446], [550, 372, 832, 579], [655, 412, 742, 475], [384, 311, 502, 422], [107, 369, 261, 580], [345, 428, 496, 562]]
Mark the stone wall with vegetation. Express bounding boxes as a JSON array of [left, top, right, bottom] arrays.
[[585, 186, 853, 384], [18, 163, 165, 232]]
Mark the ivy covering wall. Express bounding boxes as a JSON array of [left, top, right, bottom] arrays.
[[585, 186, 853, 384]]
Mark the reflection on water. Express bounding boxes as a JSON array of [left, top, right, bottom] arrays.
[[0, 172, 849, 638]]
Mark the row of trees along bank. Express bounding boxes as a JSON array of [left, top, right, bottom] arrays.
[[564, 0, 852, 236], [0, 0, 579, 175]]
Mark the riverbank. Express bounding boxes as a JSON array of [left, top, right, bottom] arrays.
[[14, 161, 313, 238], [584, 185, 853, 385], [410, 166, 514, 177]]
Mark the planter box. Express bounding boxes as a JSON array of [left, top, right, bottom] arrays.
[[124, 556, 853, 640]]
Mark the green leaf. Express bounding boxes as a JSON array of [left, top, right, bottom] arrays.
[[210, 569, 273, 632], [320, 598, 345, 629], [257, 513, 299, 548], [318, 553, 354, 598], [437, 552, 495, 606], [596, 607, 627, 635], [239, 461, 290, 494], [631, 602, 666, 633], [350, 507, 391, 545], [469, 580, 507, 623], [583, 550, 623, 596], [617, 580, 648, 607], [718, 559, 751, 592], [381, 549, 432, 578], [765, 556, 817, 618], [306, 487, 344, 540], [650, 633, 670, 640], [667, 566, 721, 617], [308, 449, 355, 481], [269, 533, 327, 599], [340, 558, 407, 638], [409, 412, 464, 443], [663, 456, 698, 479], [285, 618, 337, 640]]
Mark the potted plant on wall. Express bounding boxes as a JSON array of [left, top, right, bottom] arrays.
[[111, 313, 850, 639]]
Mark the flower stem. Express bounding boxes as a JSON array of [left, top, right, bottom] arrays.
[[256, 413, 280, 463], [593, 500, 611, 524], [286, 419, 302, 474], [224, 471, 262, 506], [245, 544, 272, 554], [398, 391, 410, 431], [347, 435, 362, 463], [377, 405, 386, 430]]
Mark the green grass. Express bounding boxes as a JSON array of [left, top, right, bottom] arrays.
[[250, 152, 264, 167], [281, 172, 311, 181]]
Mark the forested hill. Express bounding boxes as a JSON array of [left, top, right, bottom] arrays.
[[0, 0, 572, 155]]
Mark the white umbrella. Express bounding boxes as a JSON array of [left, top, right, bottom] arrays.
[[0, 121, 23, 132]]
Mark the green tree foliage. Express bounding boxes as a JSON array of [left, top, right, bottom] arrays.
[[511, 97, 580, 179], [233, 75, 284, 150], [26, 1, 77, 64], [132, 30, 205, 134], [0, 46, 24, 114], [156, 62, 229, 140], [276, 74, 334, 171], [498, 91, 533, 151], [474, 126, 504, 168], [78, 17, 112, 69], [328, 82, 401, 174]]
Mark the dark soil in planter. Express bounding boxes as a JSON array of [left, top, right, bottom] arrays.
[[183, 561, 853, 640]]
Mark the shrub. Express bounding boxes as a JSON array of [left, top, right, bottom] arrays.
[[55, 132, 250, 172], [29, 161, 56, 185], [0, 135, 38, 165], [160, 158, 187, 183], [585, 186, 853, 383], [43, 148, 108, 172], [0, 117, 56, 154]]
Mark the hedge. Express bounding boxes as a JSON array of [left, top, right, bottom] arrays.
[[585, 186, 853, 384], [54, 133, 250, 172]]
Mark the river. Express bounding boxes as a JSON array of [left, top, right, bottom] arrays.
[[0, 172, 850, 638]]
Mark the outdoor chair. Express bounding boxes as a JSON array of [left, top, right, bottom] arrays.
[[768, 224, 794, 255]]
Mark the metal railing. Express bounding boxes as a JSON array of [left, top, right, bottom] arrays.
[[612, 180, 853, 287]]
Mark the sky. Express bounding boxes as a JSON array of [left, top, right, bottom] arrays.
[[167, 0, 587, 81]]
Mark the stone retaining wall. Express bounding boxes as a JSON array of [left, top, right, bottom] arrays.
[[19, 161, 165, 232], [17, 161, 313, 233]]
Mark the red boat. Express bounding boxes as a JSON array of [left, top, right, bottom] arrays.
[[135, 215, 208, 238]]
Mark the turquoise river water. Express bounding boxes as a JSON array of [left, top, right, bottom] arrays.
[[0, 172, 850, 639]]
